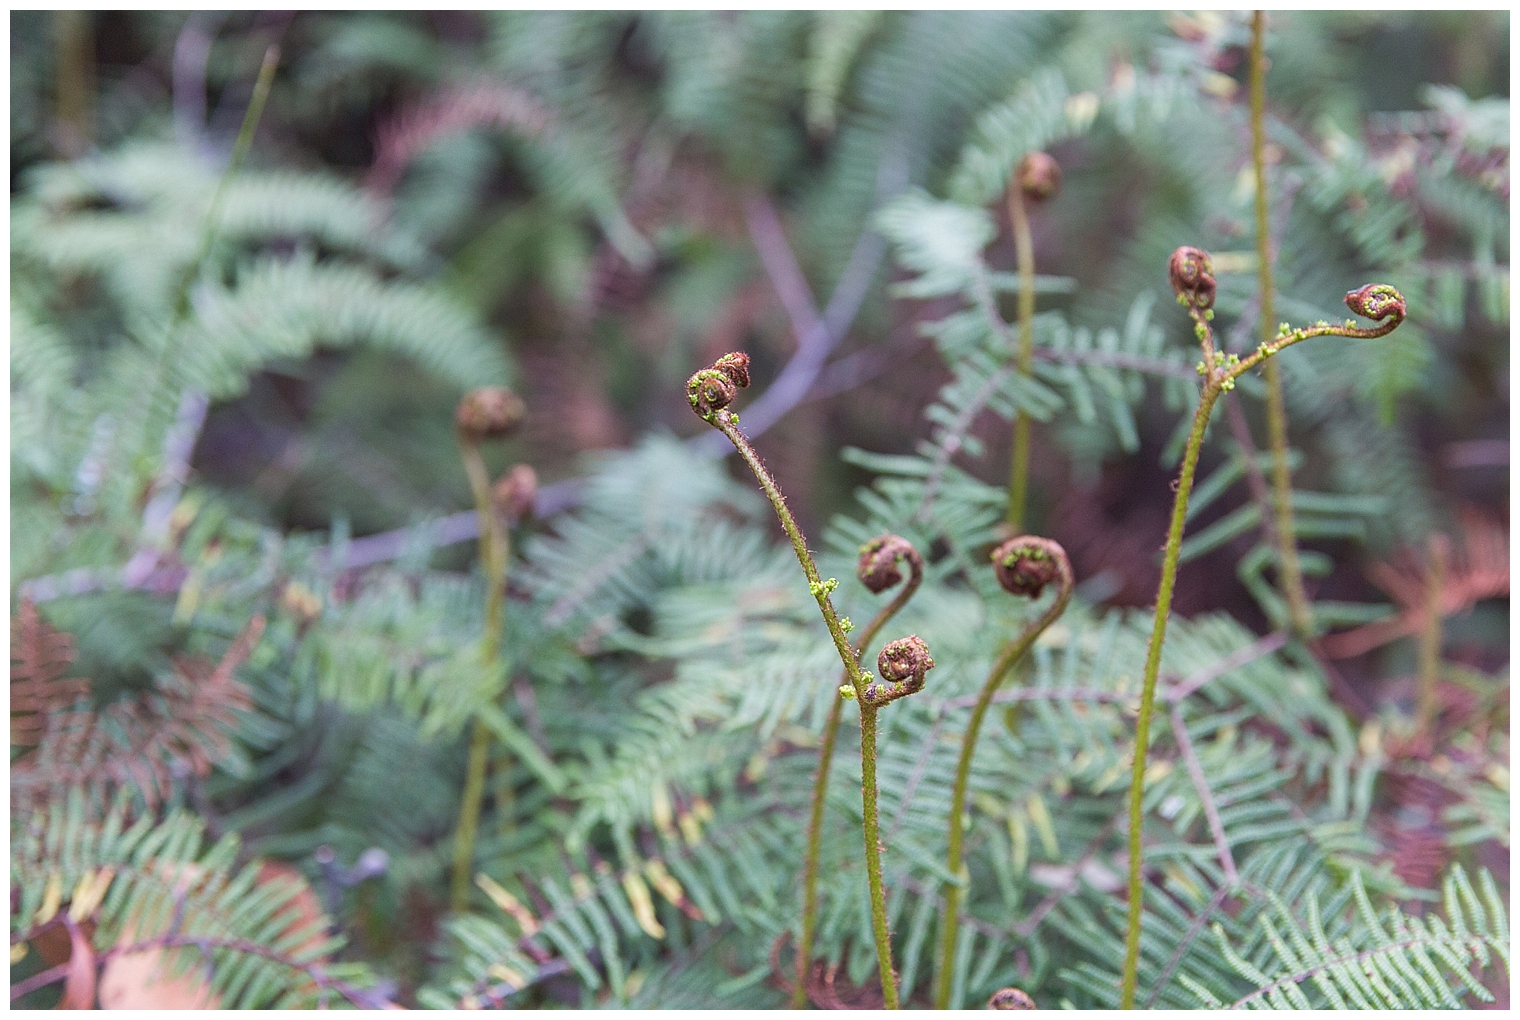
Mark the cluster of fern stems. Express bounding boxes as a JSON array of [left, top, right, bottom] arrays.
[[687, 19, 1406, 1004], [1116, 17, 1408, 1004], [688, 348, 1078, 1009]]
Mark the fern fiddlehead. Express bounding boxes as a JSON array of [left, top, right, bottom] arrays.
[[449, 386, 527, 912], [988, 986, 1038, 1009], [689, 353, 929, 1009], [794, 534, 923, 1008], [1005, 151, 1060, 532], [935, 535, 1072, 1009], [1117, 248, 1407, 1008]]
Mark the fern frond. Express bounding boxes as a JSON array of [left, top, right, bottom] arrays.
[[1187, 866, 1508, 1009]]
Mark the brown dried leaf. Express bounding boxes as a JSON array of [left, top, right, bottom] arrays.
[[13, 616, 265, 811], [1321, 507, 1509, 659], [10, 600, 89, 747]]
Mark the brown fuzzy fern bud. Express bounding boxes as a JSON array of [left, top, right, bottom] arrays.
[[492, 464, 538, 525], [1344, 283, 1406, 323], [860, 635, 934, 707], [988, 987, 1037, 1009], [877, 634, 933, 683], [1167, 245, 1216, 311], [857, 534, 923, 594], [1016, 152, 1061, 203], [992, 535, 1071, 599], [455, 386, 525, 443], [712, 351, 751, 389], [687, 352, 751, 422]]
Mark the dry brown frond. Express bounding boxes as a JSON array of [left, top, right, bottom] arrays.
[[11, 599, 90, 747], [1320, 505, 1508, 659], [12, 614, 266, 811]]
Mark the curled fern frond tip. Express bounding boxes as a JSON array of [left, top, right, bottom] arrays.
[[455, 386, 525, 442], [861, 635, 934, 706], [686, 352, 750, 421], [991, 535, 1071, 598], [712, 350, 751, 388], [1016, 152, 1061, 203], [988, 987, 1037, 1009], [878, 634, 933, 682], [1344, 283, 1406, 323], [1167, 245, 1216, 311], [857, 534, 922, 594]]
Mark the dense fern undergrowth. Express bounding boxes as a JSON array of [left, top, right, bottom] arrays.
[[11, 11, 1509, 1009]]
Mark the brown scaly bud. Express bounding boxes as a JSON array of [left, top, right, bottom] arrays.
[[860, 635, 934, 707], [492, 464, 538, 525], [992, 535, 1070, 599], [988, 987, 1037, 1009], [456, 387, 525, 443], [1016, 152, 1061, 203], [1167, 245, 1216, 311], [712, 351, 751, 389], [878, 634, 933, 683], [1344, 283, 1406, 323], [857, 534, 923, 594], [687, 352, 751, 422]]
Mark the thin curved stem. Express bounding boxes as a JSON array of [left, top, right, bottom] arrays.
[[795, 561, 923, 1008], [794, 692, 845, 1009], [1225, 313, 1403, 384], [1119, 281, 1405, 1005], [1006, 185, 1037, 531], [713, 417, 866, 695], [1118, 380, 1221, 1008], [710, 414, 897, 1007], [450, 440, 511, 912], [1251, 10, 1312, 638], [933, 571, 1072, 1010]]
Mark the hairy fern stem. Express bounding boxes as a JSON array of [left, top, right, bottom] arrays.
[[710, 413, 900, 1007], [795, 542, 923, 1008], [934, 537, 1072, 1010], [1118, 247, 1407, 1007], [690, 353, 909, 1008]]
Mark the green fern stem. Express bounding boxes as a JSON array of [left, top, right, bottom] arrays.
[[795, 550, 923, 1008], [858, 703, 898, 1008], [709, 413, 900, 1007], [1251, 10, 1312, 638], [1117, 378, 1220, 1009], [449, 439, 511, 912], [1006, 184, 1036, 532], [1118, 255, 1407, 1008], [795, 692, 846, 1009], [934, 543, 1072, 1010], [711, 416, 868, 695], [174, 44, 281, 322]]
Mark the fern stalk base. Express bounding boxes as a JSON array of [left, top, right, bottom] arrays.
[[795, 547, 922, 1008], [1119, 382, 1221, 1007], [708, 412, 899, 1008], [934, 556, 1072, 1010], [449, 439, 511, 912]]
